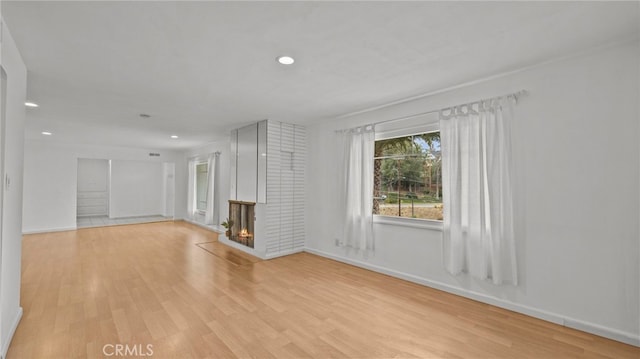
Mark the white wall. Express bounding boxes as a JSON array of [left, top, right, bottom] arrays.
[[162, 162, 175, 217], [305, 41, 640, 345], [0, 18, 27, 357], [77, 159, 109, 192], [22, 141, 185, 233], [109, 160, 164, 218]]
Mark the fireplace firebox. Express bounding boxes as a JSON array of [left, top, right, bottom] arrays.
[[228, 200, 255, 248]]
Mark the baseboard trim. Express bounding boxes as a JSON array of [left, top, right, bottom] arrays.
[[215, 236, 305, 260], [563, 317, 640, 347], [264, 247, 304, 259], [218, 236, 266, 259], [182, 218, 224, 233], [304, 247, 640, 347], [1, 307, 23, 358], [108, 214, 165, 220], [22, 226, 77, 235]]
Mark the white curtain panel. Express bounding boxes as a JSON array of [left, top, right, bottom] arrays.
[[341, 126, 375, 251], [212, 153, 221, 225], [205, 153, 218, 225], [440, 97, 518, 285], [187, 160, 196, 219]]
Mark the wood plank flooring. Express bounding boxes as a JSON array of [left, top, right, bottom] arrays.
[[8, 221, 639, 358], [195, 242, 261, 267]]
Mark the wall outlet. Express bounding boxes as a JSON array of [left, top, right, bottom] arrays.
[[334, 238, 340, 246]]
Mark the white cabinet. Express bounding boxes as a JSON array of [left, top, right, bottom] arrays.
[[231, 123, 259, 202]]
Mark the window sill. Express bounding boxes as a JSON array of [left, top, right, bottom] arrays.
[[373, 215, 443, 231]]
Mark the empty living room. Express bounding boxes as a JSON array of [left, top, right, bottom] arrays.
[[0, 1, 638, 358]]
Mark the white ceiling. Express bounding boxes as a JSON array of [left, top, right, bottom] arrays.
[[3, 1, 639, 150]]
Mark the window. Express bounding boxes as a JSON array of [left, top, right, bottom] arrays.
[[373, 131, 442, 221], [195, 163, 208, 211]]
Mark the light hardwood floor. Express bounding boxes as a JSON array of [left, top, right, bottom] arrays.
[[9, 221, 639, 358]]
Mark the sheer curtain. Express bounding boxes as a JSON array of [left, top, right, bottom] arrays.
[[187, 159, 196, 220], [440, 97, 518, 285], [204, 153, 219, 225], [341, 126, 375, 251]]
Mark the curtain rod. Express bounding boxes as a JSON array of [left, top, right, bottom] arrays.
[[336, 89, 527, 133], [188, 151, 221, 161]]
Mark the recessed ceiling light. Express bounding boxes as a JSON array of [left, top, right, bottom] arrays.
[[276, 56, 295, 65], [25, 102, 39, 107], [41, 131, 52, 136], [170, 135, 179, 139]]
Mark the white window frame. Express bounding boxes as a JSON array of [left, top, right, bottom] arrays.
[[374, 115, 443, 231], [194, 161, 209, 214]]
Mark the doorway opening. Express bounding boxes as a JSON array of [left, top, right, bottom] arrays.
[[76, 159, 175, 228]]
